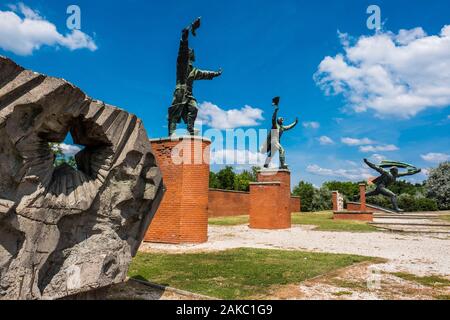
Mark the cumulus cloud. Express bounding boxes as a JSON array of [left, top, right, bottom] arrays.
[[315, 25, 450, 118], [59, 143, 82, 157], [210, 148, 265, 166], [341, 137, 375, 146], [0, 3, 97, 55], [307, 164, 371, 181], [302, 121, 320, 129], [370, 154, 387, 162], [421, 152, 450, 163], [359, 145, 399, 153], [198, 102, 264, 130], [318, 136, 334, 145]]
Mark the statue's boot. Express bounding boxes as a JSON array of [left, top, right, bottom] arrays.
[[168, 121, 177, 137], [279, 156, 289, 170], [392, 196, 404, 213], [264, 157, 272, 169]]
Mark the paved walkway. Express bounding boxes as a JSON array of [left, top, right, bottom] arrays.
[[140, 225, 450, 276]]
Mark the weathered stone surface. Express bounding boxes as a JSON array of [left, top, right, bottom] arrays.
[[0, 56, 164, 300]]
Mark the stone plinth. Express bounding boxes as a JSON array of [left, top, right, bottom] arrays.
[[249, 169, 292, 229], [144, 136, 211, 244], [333, 211, 374, 222]]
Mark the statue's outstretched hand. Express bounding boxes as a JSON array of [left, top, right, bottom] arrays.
[[217, 68, 223, 76]]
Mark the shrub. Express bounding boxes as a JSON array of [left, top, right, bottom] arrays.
[[426, 162, 450, 210]]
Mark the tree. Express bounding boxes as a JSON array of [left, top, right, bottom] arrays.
[[234, 170, 255, 192], [310, 186, 333, 212], [49, 143, 77, 169], [215, 166, 236, 190], [323, 181, 360, 200], [426, 162, 450, 210], [293, 181, 315, 212], [209, 171, 220, 189]]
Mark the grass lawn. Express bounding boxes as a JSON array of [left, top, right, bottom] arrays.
[[208, 211, 378, 232], [208, 215, 249, 226], [291, 211, 378, 232], [129, 248, 378, 299], [392, 272, 450, 288]]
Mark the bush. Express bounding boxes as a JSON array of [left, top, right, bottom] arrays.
[[293, 181, 315, 212], [367, 194, 438, 212], [426, 162, 450, 210]]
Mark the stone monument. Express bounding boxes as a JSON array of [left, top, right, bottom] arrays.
[[0, 56, 164, 300]]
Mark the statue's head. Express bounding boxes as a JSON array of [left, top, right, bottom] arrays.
[[277, 117, 284, 125], [189, 48, 196, 63], [390, 167, 399, 177]]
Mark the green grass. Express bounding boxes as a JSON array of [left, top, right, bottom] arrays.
[[292, 211, 378, 232], [208, 215, 249, 226], [332, 291, 353, 297], [128, 248, 377, 300], [392, 272, 450, 288], [434, 295, 450, 300], [208, 212, 378, 232]]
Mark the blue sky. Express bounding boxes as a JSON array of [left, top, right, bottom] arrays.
[[1, 0, 449, 187]]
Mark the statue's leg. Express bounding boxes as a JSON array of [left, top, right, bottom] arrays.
[[278, 144, 287, 169], [186, 101, 198, 136], [264, 153, 272, 168], [380, 187, 402, 212]]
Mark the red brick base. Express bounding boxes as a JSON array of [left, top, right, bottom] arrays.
[[144, 136, 211, 244], [249, 170, 292, 229], [333, 211, 374, 222]]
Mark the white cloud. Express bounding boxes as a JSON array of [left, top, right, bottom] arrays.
[[318, 136, 334, 145], [302, 121, 320, 129], [198, 102, 264, 130], [210, 148, 265, 166], [370, 154, 387, 162], [307, 164, 371, 181], [0, 3, 97, 55], [421, 152, 450, 163], [59, 143, 82, 157], [315, 25, 450, 118], [359, 145, 399, 153], [341, 137, 375, 146]]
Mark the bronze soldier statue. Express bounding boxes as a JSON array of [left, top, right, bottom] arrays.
[[262, 97, 298, 169], [168, 18, 222, 136], [363, 159, 421, 212]]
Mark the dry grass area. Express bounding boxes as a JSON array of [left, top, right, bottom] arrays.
[[264, 262, 450, 300]]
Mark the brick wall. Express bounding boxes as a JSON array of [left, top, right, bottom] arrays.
[[208, 189, 301, 217], [144, 137, 210, 244], [208, 189, 250, 217], [289, 196, 301, 213]]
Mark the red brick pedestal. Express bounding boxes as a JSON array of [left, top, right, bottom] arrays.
[[249, 169, 292, 229], [333, 184, 373, 222], [144, 136, 211, 243]]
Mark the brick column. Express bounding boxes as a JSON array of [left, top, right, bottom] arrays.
[[144, 136, 211, 244], [359, 184, 367, 212], [332, 191, 339, 211], [249, 169, 291, 229]]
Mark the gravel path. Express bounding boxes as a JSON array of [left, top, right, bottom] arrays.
[[140, 225, 450, 276]]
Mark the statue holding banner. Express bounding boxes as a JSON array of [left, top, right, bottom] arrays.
[[168, 17, 223, 136], [261, 97, 298, 169], [363, 159, 421, 213]]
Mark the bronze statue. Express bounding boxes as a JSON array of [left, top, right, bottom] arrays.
[[262, 97, 298, 169], [363, 159, 421, 212], [168, 18, 222, 136]]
